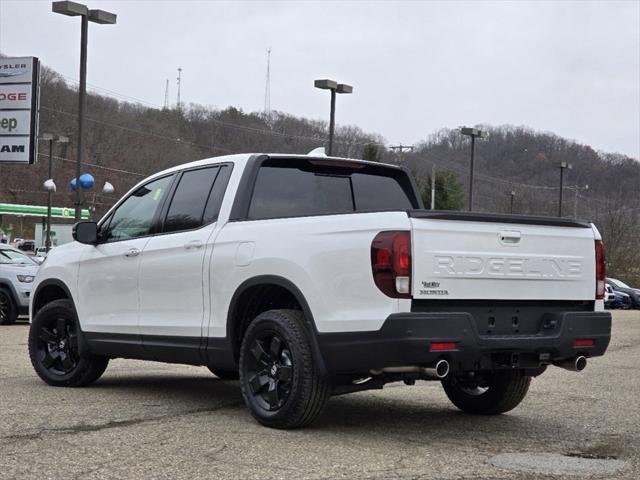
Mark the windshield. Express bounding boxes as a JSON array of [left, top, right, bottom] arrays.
[[0, 249, 36, 265], [609, 278, 630, 289]]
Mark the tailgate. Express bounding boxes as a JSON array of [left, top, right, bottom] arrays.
[[409, 211, 596, 301]]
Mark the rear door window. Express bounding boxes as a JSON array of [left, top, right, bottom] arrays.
[[163, 167, 220, 233], [248, 166, 354, 219]]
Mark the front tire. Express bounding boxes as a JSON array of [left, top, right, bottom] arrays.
[[239, 309, 330, 429], [442, 370, 531, 415], [28, 299, 109, 387], [0, 289, 17, 325]]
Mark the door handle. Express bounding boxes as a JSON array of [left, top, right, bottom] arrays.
[[184, 240, 204, 250], [124, 247, 140, 257]]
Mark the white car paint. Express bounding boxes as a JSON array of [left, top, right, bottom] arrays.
[[31, 153, 603, 340]]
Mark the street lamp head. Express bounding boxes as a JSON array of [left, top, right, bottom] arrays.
[[40, 133, 55, 141], [57, 135, 70, 144], [558, 162, 573, 170], [336, 84, 353, 94], [314, 79, 338, 90], [88, 9, 116, 24], [52, 1, 88, 16], [460, 127, 486, 138]]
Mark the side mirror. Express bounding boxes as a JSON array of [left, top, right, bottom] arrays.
[[73, 222, 98, 245]]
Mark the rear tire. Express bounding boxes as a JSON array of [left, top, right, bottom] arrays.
[[207, 366, 239, 380], [239, 309, 330, 429], [442, 370, 531, 415], [0, 289, 17, 325], [28, 299, 109, 387]]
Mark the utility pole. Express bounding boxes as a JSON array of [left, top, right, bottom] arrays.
[[557, 162, 573, 217], [163, 79, 169, 109], [430, 164, 436, 210], [460, 127, 486, 212], [572, 184, 589, 218], [176, 67, 182, 111], [510, 190, 516, 214], [389, 144, 414, 163], [264, 48, 271, 116]]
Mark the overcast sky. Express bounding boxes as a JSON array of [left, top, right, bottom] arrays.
[[1, 0, 639, 158]]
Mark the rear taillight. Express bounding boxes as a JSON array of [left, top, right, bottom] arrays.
[[595, 239, 606, 300], [371, 231, 411, 298]]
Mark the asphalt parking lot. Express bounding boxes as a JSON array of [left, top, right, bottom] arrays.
[[1, 310, 639, 480]]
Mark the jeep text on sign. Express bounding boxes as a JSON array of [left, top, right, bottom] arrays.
[[0, 110, 32, 135]]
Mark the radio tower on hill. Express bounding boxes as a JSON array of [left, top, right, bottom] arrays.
[[176, 67, 182, 111], [264, 48, 271, 117], [163, 79, 169, 109]]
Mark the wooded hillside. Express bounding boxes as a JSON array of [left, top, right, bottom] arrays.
[[1, 65, 638, 284]]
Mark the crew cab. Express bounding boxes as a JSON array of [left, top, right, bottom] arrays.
[[28, 153, 612, 428]]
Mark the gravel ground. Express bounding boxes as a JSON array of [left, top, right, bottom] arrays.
[[1, 310, 638, 479]]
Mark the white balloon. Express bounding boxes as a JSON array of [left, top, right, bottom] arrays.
[[102, 181, 115, 194], [43, 179, 57, 192]]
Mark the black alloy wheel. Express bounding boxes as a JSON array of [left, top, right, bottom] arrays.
[[29, 299, 109, 387], [0, 290, 17, 325], [36, 315, 80, 375], [245, 333, 293, 411]]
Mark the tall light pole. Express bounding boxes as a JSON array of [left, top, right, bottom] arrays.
[[509, 190, 516, 214], [460, 127, 486, 211], [557, 161, 573, 217], [41, 134, 69, 251], [314, 79, 353, 156], [52, 1, 116, 221]]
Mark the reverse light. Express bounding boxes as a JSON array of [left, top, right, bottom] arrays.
[[595, 240, 606, 300], [371, 231, 411, 298]]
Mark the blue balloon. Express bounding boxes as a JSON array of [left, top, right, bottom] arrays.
[[79, 173, 95, 190], [69, 177, 77, 191]]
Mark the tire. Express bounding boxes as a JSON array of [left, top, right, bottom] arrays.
[[28, 299, 109, 387], [239, 309, 330, 429], [442, 370, 531, 415], [207, 366, 239, 380], [0, 289, 17, 325]]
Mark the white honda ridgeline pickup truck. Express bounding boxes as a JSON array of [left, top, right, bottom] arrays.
[[28, 153, 611, 428]]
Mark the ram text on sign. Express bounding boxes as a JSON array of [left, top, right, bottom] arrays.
[[0, 137, 30, 163]]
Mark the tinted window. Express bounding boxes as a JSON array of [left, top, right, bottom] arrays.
[[203, 165, 232, 224], [248, 166, 353, 219], [101, 175, 173, 242], [164, 167, 220, 233], [352, 173, 414, 211], [247, 161, 415, 219]]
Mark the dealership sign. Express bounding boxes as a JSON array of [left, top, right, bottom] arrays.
[[0, 57, 40, 164]]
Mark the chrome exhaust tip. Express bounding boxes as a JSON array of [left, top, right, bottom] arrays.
[[554, 355, 587, 372], [424, 359, 450, 379]]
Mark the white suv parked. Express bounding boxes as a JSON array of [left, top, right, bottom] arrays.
[[29, 154, 612, 428]]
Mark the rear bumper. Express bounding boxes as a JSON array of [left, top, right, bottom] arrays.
[[317, 311, 612, 376]]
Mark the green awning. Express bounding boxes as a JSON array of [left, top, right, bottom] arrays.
[[0, 203, 90, 220]]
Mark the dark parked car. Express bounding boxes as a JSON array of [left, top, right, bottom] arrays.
[[606, 278, 640, 309]]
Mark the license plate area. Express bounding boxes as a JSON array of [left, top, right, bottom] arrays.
[[411, 299, 594, 336]]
